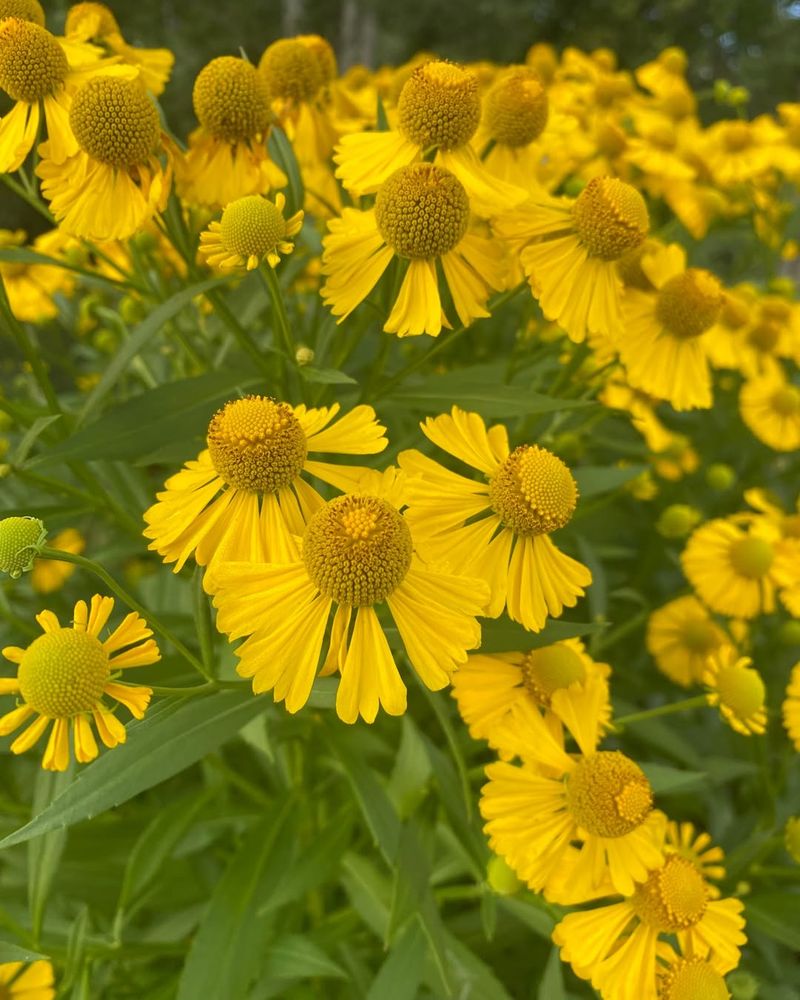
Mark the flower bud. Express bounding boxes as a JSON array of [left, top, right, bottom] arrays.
[[0, 516, 47, 579], [295, 345, 314, 366], [705, 463, 735, 491], [486, 855, 522, 895], [656, 504, 701, 539]]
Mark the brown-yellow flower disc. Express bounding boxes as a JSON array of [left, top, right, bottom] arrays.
[[633, 855, 708, 931], [207, 396, 307, 493], [572, 176, 649, 261], [489, 445, 578, 536], [70, 75, 160, 167], [397, 60, 480, 150], [654, 268, 724, 339], [565, 750, 653, 837], [64, 1, 120, 36], [259, 38, 322, 103], [303, 495, 413, 606], [18, 628, 110, 717], [0, 17, 67, 102], [0, 0, 44, 25], [193, 56, 271, 143], [658, 958, 729, 1000], [298, 34, 337, 85], [374, 163, 470, 259], [484, 67, 548, 147]]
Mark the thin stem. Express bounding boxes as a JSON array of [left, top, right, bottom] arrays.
[[204, 288, 273, 379], [193, 565, 216, 677], [257, 264, 295, 359], [39, 548, 210, 680], [0, 173, 53, 224], [613, 694, 708, 729], [0, 279, 62, 416]]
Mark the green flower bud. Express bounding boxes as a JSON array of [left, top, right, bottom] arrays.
[[486, 855, 522, 895], [713, 79, 731, 102], [728, 86, 750, 107], [0, 516, 47, 579], [295, 345, 315, 366], [656, 504, 701, 539], [727, 971, 759, 1000], [705, 463, 735, 491], [562, 176, 586, 198]]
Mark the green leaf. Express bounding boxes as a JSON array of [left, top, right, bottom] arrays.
[[76, 276, 228, 426], [387, 717, 432, 816], [0, 246, 126, 291], [0, 692, 266, 849], [259, 935, 346, 981], [537, 946, 566, 1000], [746, 893, 800, 950], [0, 941, 48, 962], [573, 464, 648, 498], [34, 370, 262, 466], [268, 127, 304, 215], [28, 767, 71, 939], [499, 896, 558, 939], [298, 365, 358, 385], [177, 800, 295, 1000], [386, 823, 430, 945], [12, 415, 61, 466], [640, 762, 706, 795], [366, 920, 426, 1000], [479, 618, 605, 654]]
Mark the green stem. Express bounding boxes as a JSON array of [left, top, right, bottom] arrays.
[[257, 264, 295, 360], [613, 694, 708, 729], [204, 288, 273, 380], [193, 565, 216, 677], [0, 279, 62, 416], [148, 682, 217, 698], [0, 173, 53, 224], [38, 548, 210, 680]]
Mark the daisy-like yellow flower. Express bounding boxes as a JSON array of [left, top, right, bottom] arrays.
[[0, 960, 55, 1000], [0, 228, 77, 322], [399, 407, 591, 632], [0, 0, 44, 24], [703, 648, 767, 736], [493, 176, 650, 344], [64, 1, 173, 95], [782, 661, 800, 751], [646, 595, 732, 687], [477, 66, 550, 191], [177, 55, 284, 209], [334, 59, 526, 216], [451, 637, 611, 752], [619, 242, 724, 410], [199, 193, 303, 272], [681, 515, 799, 619], [664, 821, 725, 898], [703, 118, 774, 188], [743, 488, 800, 616], [740, 360, 800, 452], [211, 469, 489, 723], [552, 854, 746, 1000], [0, 15, 105, 173], [37, 72, 170, 242], [30, 526, 84, 594], [656, 953, 732, 1000], [481, 698, 665, 898], [321, 162, 506, 337], [143, 395, 387, 584], [0, 595, 158, 771]]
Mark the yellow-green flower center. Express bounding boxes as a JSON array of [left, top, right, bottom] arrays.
[[715, 658, 765, 720], [771, 384, 800, 417], [565, 750, 653, 837], [375, 163, 469, 259], [70, 75, 160, 167], [633, 855, 708, 931], [655, 269, 724, 339], [484, 67, 548, 147], [657, 958, 729, 1000], [0, 0, 44, 25], [0, 515, 46, 578], [303, 495, 413, 606], [746, 320, 780, 352], [219, 196, 287, 260], [489, 445, 578, 536], [520, 643, 586, 706], [0, 18, 67, 103], [258, 38, 322, 103], [680, 618, 720, 654], [65, 1, 119, 36], [207, 396, 307, 493], [572, 177, 649, 261], [193, 56, 271, 143], [729, 535, 773, 578], [18, 628, 110, 717], [397, 60, 480, 150]]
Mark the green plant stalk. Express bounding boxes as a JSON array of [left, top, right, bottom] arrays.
[[613, 694, 708, 729], [258, 264, 296, 361], [193, 565, 216, 676], [0, 279, 62, 416]]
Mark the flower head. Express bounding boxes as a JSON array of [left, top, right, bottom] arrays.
[[0, 595, 159, 771], [0, 515, 46, 579], [0, 17, 67, 103], [259, 38, 323, 104], [740, 362, 800, 452], [665, 820, 726, 892], [782, 661, 800, 751], [0, 0, 44, 24], [704, 648, 767, 735], [70, 73, 160, 166], [484, 66, 548, 148], [200, 193, 303, 271], [193, 55, 271, 143], [657, 957, 731, 1000], [397, 60, 480, 150], [646, 595, 732, 687]]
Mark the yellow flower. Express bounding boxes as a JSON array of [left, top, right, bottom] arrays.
[[703, 648, 767, 735], [656, 954, 732, 1000], [782, 661, 800, 751], [481, 699, 665, 898], [399, 407, 591, 632], [681, 515, 799, 618], [494, 176, 650, 343], [451, 637, 611, 753], [30, 526, 84, 594], [321, 162, 506, 337], [37, 72, 170, 242], [0, 595, 158, 771], [0, 0, 44, 25], [211, 470, 489, 722], [143, 396, 387, 585], [199, 193, 303, 272], [665, 820, 726, 894], [334, 59, 526, 216], [646, 595, 732, 687], [552, 854, 746, 1000], [64, 1, 174, 96], [0, 228, 77, 322], [740, 360, 800, 452], [743, 488, 800, 616], [0, 959, 55, 1000], [703, 119, 774, 188], [619, 242, 724, 410]]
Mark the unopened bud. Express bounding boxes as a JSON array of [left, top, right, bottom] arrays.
[[705, 463, 735, 491], [486, 855, 523, 895], [0, 516, 47, 579], [295, 346, 314, 366], [656, 504, 701, 539]]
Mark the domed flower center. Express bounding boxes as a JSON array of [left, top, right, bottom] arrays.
[[303, 495, 413, 606], [207, 396, 307, 493], [219, 196, 287, 259], [720, 296, 749, 329], [565, 750, 653, 837], [520, 643, 586, 706], [655, 269, 724, 339], [397, 60, 480, 150], [0, 515, 46, 579], [484, 68, 548, 147], [0, 18, 67, 103], [70, 75, 160, 167], [374, 163, 469, 259], [259, 38, 323, 103], [633, 855, 708, 931], [662, 88, 695, 121], [299, 34, 337, 86], [657, 958, 729, 1000], [680, 618, 719, 654], [489, 445, 578, 536], [747, 320, 780, 352], [771, 384, 800, 416], [724, 121, 751, 152], [572, 177, 649, 261], [716, 658, 765, 719], [0, 0, 45, 25], [193, 56, 271, 143], [65, 1, 120, 37], [18, 628, 110, 718], [729, 535, 773, 578]]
